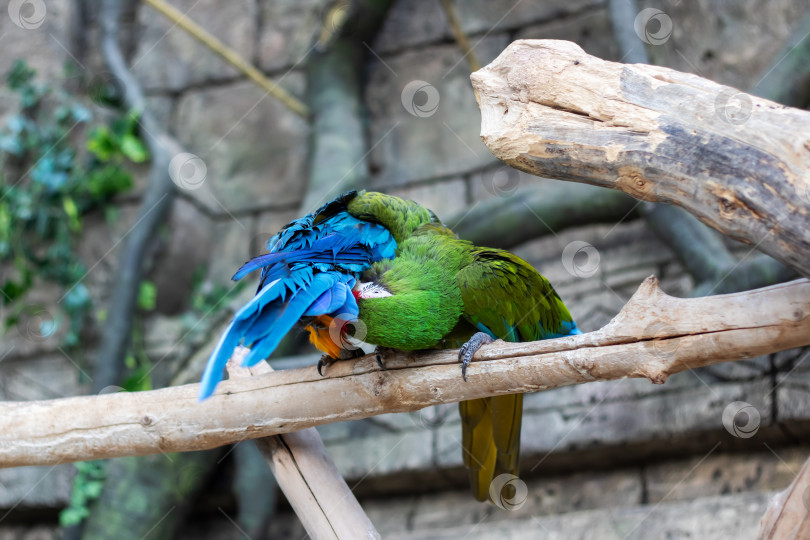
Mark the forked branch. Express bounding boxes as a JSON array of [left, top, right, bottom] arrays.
[[0, 277, 808, 468]]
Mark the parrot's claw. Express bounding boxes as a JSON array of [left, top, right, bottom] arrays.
[[459, 332, 494, 381], [317, 355, 334, 376], [374, 346, 393, 370], [376, 350, 386, 370]]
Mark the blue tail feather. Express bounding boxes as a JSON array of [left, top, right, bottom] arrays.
[[199, 191, 398, 399]]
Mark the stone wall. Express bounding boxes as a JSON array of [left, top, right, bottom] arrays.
[[1, 0, 809, 538]]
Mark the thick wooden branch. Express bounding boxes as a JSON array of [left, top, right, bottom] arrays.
[[759, 454, 810, 539], [227, 354, 379, 540], [1, 277, 808, 468], [470, 40, 810, 277]]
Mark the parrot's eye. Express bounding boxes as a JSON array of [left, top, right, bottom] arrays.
[[354, 281, 392, 299]]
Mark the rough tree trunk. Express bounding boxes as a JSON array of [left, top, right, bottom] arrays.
[[470, 40, 810, 277]]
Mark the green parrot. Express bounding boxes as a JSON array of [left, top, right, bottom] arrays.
[[199, 190, 580, 501]]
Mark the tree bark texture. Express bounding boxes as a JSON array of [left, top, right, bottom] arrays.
[[1, 277, 808, 468], [470, 40, 810, 277]]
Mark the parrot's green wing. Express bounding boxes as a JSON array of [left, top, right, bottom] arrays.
[[455, 247, 579, 501]]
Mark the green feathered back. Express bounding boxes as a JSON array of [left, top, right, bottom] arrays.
[[346, 192, 578, 503]]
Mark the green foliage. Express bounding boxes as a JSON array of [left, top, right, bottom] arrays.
[[59, 460, 107, 527], [0, 60, 147, 346], [137, 280, 157, 311]]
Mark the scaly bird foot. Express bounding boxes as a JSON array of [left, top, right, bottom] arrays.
[[459, 332, 494, 382], [317, 354, 335, 376], [318, 349, 365, 376], [375, 347, 388, 370]]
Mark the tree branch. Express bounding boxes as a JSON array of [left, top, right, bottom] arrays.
[[226, 353, 380, 540], [94, 0, 180, 393], [449, 182, 638, 249], [470, 40, 810, 277], [141, 0, 308, 117], [759, 454, 810, 538], [1, 277, 808, 468]]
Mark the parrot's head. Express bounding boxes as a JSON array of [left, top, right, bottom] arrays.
[[352, 281, 393, 300]]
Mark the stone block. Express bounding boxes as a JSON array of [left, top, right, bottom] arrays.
[[132, 0, 256, 92], [638, 0, 809, 91], [174, 77, 309, 213], [206, 219, 251, 286], [151, 198, 215, 314], [645, 447, 807, 504], [0, 354, 88, 401], [0, 0, 70, 87], [257, 0, 328, 72], [324, 428, 434, 479], [366, 36, 509, 187], [515, 6, 620, 61], [383, 492, 771, 540], [0, 465, 74, 509], [373, 0, 604, 54]]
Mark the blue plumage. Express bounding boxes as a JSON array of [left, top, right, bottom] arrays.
[[197, 191, 396, 400]]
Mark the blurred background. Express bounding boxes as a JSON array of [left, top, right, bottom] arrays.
[[1, 0, 809, 538]]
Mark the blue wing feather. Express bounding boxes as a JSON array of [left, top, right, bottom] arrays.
[[198, 191, 395, 400]]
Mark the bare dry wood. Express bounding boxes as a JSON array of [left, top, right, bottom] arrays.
[[470, 39, 810, 277], [226, 353, 379, 540], [759, 454, 810, 539], [1, 277, 808, 468]]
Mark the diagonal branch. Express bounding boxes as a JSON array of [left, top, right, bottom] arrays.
[[1, 277, 808, 468], [470, 40, 810, 277], [226, 352, 379, 540], [759, 454, 810, 538], [142, 0, 308, 117]]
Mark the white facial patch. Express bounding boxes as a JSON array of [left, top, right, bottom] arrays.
[[354, 281, 393, 299]]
